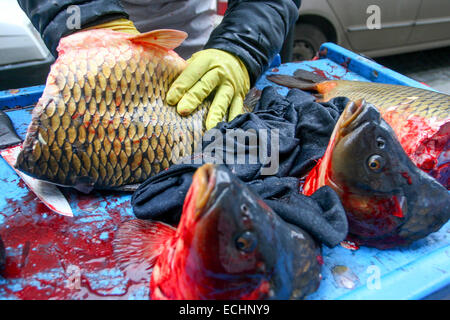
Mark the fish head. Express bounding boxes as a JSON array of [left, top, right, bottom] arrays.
[[168, 164, 318, 299], [321, 99, 450, 247], [329, 99, 410, 195]]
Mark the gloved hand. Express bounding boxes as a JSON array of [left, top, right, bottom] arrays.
[[166, 49, 250, 130], [84, 18, 140, 35]]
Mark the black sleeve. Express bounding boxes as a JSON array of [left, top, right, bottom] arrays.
[[17, 0, 129, 57], [204, 0, 301, 86]]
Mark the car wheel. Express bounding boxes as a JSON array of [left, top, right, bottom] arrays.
[[293, 23, 328, 61]]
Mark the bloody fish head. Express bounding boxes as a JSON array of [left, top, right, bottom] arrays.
[[323, 99, 450, 248], [331, 99, 412, 194], [150, 164, 322, 300]]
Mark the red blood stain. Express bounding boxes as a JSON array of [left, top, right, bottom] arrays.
[[340, 192, 405, 246], [340, 58, 351, 71], [340, 241, 359, 251], [310, 66, 328, 80], [17, 179, 26, 189], [382, 112, 448, 186], [401, 172, 412, 185], [0, 190, 148, 300], [316, 255, 324, 265]]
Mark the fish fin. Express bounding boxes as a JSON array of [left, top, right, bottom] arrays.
[[293, 69, 329, 82], [267, 73, 339, 103], [243, 87, 262, 113], [74, 177, 95, 194], [314, 93, 325, 102], [113, 184, 141, 192], [113, 219, 176, 273], [128, 29, 188, 51], [266, 74, 319, 91]]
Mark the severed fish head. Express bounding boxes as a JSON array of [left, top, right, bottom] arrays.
[[150, 164, 322, 300], [305, 99, 450, 249]]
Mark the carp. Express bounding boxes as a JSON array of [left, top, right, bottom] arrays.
[[15, 29, 245, 193], [303, 99, 450, 249], [114, 164, 322, 299], [268, 70, 450, 188]]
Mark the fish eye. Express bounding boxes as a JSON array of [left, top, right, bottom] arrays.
[[241, 204, 249, 214], [367, 155, 384, 171], [376, 137, 386, 149], [235, 231, 256, 253]]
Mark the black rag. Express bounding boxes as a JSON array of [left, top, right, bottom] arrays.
[[132, 87, 350, 247]]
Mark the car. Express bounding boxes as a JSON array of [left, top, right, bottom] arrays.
[[2, 0, 450, 90], [293, 0, 450, 60], [0, 0, 54, 91]]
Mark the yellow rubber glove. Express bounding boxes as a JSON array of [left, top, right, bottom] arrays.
[[166, 49, 250, 130], [84, 18, 140, 34]]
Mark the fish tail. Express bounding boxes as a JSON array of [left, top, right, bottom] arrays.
[[266, 74, 319, 91], [113, 219, 176, 272]]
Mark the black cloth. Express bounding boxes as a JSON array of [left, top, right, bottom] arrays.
[[18, 0, 301, 85], [132, 87, 349, 247]]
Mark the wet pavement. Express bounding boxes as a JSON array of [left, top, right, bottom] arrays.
[[375, 46, 450, 95]]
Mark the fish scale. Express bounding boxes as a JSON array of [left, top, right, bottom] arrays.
[[16, 29, 212, 192], [321, 80, 450, 119]]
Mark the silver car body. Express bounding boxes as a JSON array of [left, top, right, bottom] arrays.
[[300, 0, 450, 57]]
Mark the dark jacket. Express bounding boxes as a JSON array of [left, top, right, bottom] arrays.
[[17, 0, 301, 85], [205, 0, 301, 85]]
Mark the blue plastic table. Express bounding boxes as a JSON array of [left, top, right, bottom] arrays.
[[0, 43, 448, 300]]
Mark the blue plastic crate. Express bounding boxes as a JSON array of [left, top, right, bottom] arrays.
[[0, 43, 448, 300]]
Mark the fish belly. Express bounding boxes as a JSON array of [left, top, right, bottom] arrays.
[[16, 39, 209, 191]]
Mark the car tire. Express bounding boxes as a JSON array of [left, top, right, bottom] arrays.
[[293, 23, 328, 61]]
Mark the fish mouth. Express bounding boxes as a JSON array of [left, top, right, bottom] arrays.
[[338, 99, 366, 137], [337, 98, 382, 139], [186, 164, 217, 222]]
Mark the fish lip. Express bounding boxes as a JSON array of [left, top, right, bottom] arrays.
[[338, 99, 382, 140], [195, 165, 236, 220], [339, 99, 365, 135], [190, 164, 217, 221]]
